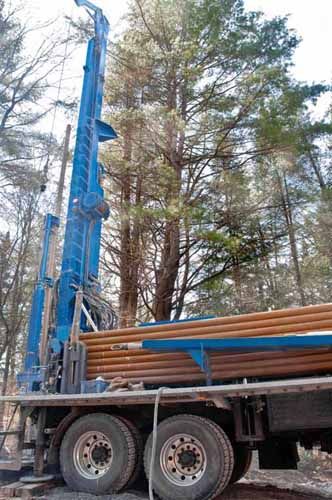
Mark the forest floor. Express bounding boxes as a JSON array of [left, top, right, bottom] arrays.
[[37, 451, 332, 499]]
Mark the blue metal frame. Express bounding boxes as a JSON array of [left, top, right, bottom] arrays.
[[141, 334, 332, 385], [18, 214, 59, 390], [55, 1, 116, 344]]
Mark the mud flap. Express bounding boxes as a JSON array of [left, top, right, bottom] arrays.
[[258, 439, 299, 469]]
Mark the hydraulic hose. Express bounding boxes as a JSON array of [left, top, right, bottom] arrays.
[[149, 387, 166, 500]]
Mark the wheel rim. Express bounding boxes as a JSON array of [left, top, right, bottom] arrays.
[[73, 431, 113, 480], [160, 433, 207, 486]]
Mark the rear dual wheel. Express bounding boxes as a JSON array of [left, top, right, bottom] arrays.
[[117, 415, 144, 487], [60, 412, 246, 498], [60, 413, 138, 495], [144, 414, 234, 500]]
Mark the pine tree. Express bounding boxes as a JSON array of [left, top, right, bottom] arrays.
[[102, 0, 331, 322]]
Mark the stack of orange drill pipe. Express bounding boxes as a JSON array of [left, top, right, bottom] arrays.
[[80, 303, 332, 384]]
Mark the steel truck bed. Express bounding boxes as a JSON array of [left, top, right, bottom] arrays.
[[2, 375, 332, 407]]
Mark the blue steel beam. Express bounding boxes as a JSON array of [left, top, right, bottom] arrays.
[[141, 335, 332, 384], [141, 335, 332, 354], [23, 214, 60, 372], [18, 214, 59, 390]]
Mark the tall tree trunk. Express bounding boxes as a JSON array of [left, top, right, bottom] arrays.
[[126, 177, 142, 325], [154, 218, 180, 320], [258, 225, 276, 308], [119, 167, 133, 327], [173, 218, 190, 320], [277, 171, 306, 306], [118, 102, 141, 327], [153, 70, 183, 321], [307, 148, 326, 190], [232, 258, 243, 312]]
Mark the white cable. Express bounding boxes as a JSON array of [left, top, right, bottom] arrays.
[[42, 5, 73, 183], [149, 387, 166, 500], [81, 302, 99, 332]]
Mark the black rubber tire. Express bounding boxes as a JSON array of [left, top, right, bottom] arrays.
[[207, 419, 234, 486], [60, 413, 136, 495], [144, 414, 234, 500], [229, 445, 253, 484], [117, 416, 144, 488]]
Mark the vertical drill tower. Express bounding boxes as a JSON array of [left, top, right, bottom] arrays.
[[21, 0, 116, 388]]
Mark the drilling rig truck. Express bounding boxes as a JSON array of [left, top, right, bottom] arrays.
[[1, 2, 332, 499]]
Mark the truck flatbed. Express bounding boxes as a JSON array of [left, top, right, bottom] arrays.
[[2, 375, 332, 407]]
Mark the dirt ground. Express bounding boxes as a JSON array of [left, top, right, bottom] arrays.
[[38, 451, 332, 500], [42, 482, 331, 500], [3, 451, 332, 499]]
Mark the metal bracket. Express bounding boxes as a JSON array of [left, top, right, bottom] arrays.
[[73, 193, 110, 220], [60, 341, 87, 394], [188, 346, 212, 386], [96, 119, 117, 142]]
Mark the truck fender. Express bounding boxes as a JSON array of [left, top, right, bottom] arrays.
[[48, 408, 84, 465]]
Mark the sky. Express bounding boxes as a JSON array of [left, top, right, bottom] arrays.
[[26, 0, 127, 32], [245, 0, 332, 83], [25, 0, 332, 85]]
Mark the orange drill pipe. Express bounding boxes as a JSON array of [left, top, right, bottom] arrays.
[[81, 303, 332, 341], [82, 320, 332, 349]]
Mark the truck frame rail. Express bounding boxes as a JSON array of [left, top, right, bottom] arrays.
[[2, 375, 332, 407]]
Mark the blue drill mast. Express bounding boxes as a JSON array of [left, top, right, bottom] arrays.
[[19, 0, 116, 392], [55, 0, 116, 344]]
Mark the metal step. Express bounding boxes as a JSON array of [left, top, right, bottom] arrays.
[[0, 457, 33, 471]]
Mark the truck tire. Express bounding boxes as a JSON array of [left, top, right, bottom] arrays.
[[60, 413, 136, 494], [117, 416, 144, 488], [207, 419, 234, 485], [144, 414, 234, 500], [230, 445, 252, 484]]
